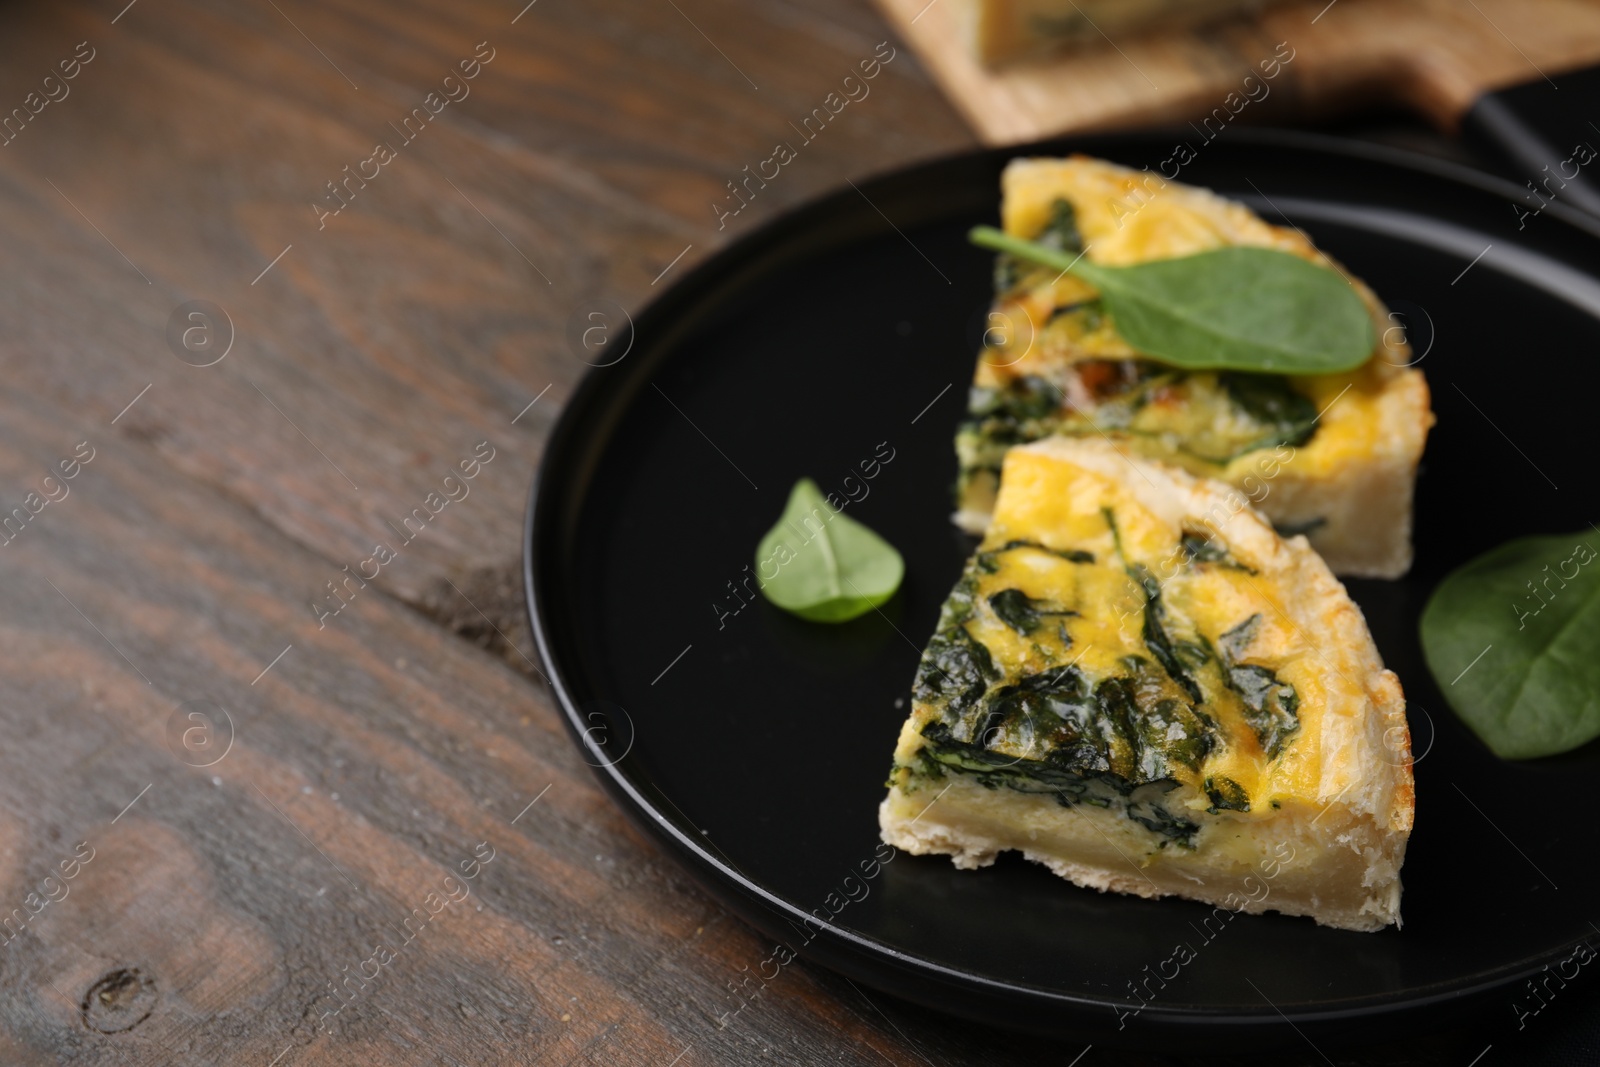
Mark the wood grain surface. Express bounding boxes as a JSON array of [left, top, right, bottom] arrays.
[[872, 0, 1600, 144], [0, 1, 1581, 1065]]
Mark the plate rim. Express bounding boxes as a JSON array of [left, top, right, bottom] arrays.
[[524, 126, 1598, 1043]]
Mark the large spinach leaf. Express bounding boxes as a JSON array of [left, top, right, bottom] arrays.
[[1421, 532, 1600, 759], [970, 227, 1374, 374]]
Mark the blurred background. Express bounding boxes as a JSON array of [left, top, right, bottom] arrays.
[[0, 0, 1596, 1064]]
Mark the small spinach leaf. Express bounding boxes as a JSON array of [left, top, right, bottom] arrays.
[[755, 478, 903, 623], [969, 227, 1374, 374], [1420, 532, 1600, 759]]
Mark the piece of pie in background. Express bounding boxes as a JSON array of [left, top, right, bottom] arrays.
[[954, 156, 1434, 578]]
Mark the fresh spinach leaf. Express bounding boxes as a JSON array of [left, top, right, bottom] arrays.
[[969, 227, 1374, 374], [755, 478, 903, 623], [1420, 532, 1600, 759]]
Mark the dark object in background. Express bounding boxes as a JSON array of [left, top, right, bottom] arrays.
[[1463, 64, 1600, 222]]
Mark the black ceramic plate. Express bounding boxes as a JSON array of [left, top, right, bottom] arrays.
[[525, 130, 1600, 1050]]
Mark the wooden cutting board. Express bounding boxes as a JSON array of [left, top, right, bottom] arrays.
[[874, 0, 1600, 144]]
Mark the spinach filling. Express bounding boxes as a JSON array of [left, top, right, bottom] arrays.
[[976, 539, 1094, 573], [986, 589, 1077, 636], [913, 658, 1211, 848], [1217, 614, 1301, 759], [1129, 562, 1204, 705], [1108, 508, 1211, 710], [1204, 775, 1251, 813], [1179, 530, 1256, 573], [911, 579, 998, 724], [909, 543, 1216, 848], [956, 369, 1319, 502], [1220, 372, 1319, 449], [906, 515, 1304, 849]]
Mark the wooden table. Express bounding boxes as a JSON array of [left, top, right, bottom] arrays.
[[0, 1, 1575, 1064]]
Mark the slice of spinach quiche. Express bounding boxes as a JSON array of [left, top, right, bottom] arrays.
[[881, 436, 1414, 931], [957, 156, 1434, 578]]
